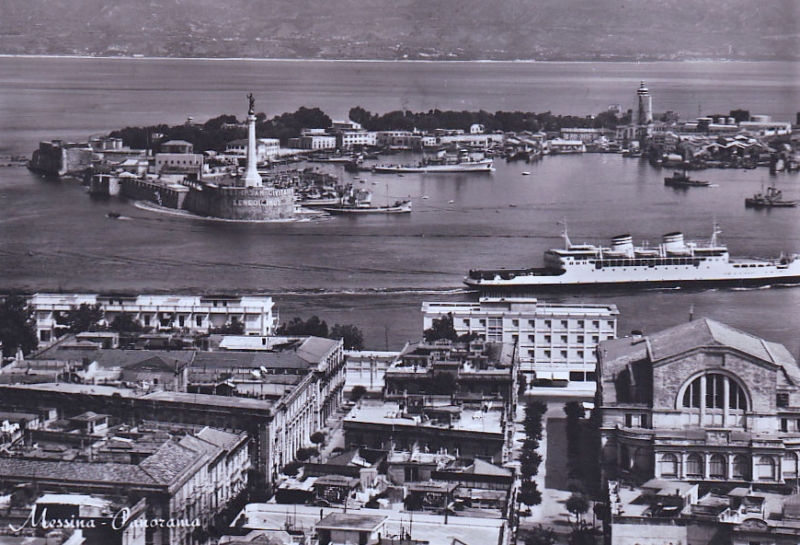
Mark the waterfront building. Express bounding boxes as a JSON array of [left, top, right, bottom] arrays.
[[29, 293, 277, 342], [597, 318, 800, 486], [344, 349, 401, 393], [546, 138, 586, 154], [28, 139, 94, 176], [225, 138, 281, 161], [560, 127, 608, 143], [154, 151, 204, 175], [422, 298, 618, 392], [160, 139, 194, 153], [288, 133, 337, 150]]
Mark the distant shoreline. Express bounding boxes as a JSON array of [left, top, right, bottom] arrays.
[[0, 54, 789, 65]]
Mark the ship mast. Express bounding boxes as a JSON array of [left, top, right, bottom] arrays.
[[710, 220, 721, 247], [559, 219, 572, 250]]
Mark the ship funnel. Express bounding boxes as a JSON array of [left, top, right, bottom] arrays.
[[663, 232, 688, 254], [610, 234, 634, 257]]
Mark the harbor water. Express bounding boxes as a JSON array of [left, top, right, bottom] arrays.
[[0, 57, 798, 353]]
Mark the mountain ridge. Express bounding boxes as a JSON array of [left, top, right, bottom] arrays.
[[2, 0, 798, 61]]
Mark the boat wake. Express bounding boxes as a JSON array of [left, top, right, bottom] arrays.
[[270, 287, 472, 296], [731, 285, 773, 291]]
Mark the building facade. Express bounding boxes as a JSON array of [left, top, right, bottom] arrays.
[[598, 318, 800, 486], [422, 298, 618, 391], [30, 293, 277, 342]]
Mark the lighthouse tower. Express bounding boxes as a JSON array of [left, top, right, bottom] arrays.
[[636, 81, 653, 126], [243, 93, 263, 188]]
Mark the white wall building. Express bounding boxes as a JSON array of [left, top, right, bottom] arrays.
[[422, 297, 618, 392], [154, 152, 204, 174], [29, 293, 277, 342]]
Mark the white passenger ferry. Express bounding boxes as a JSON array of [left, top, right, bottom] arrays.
[[464, 224, 800, 292]]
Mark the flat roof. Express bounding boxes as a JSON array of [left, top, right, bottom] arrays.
[[316, 513, 387, 532], [344, 402, 504, 436]]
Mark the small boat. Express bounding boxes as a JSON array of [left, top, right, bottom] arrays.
[[322, 200, 412, 215], [521, 172, 531, 176], [422, 196, 429, 200], [106, 212, 122, 219], [448, 200, 455, 204], [664, 170, 710, 188], [745, 186, 798, 208]]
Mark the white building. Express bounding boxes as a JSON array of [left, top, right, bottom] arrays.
[[29, 293, 277, 342], [422, 297, 618, 392], [225, 138, 281, 161], [154, 152, 204, 174]]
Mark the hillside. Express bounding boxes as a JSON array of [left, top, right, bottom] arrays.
[[2, 0, 798, 61]]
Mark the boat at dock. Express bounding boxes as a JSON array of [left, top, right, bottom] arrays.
[[464, 224, 800, 292], [373, 150, 494, 173], [664, 170, 711, 188], [322, 200, 412, 214], [745, 186, 798, 208]]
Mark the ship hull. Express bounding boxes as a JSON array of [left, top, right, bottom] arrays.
[[373, 160, 494, 173], [465, 264, 800, 293], [465, 274, 800, 294]]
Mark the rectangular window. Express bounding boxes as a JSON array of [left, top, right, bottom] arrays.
[[782, 418, 789, 432], [592, 320, 600, 328], [577, 335, 584, 343], [196, 315, 203, 327], [560, 350, 568, 358], [561, 320, 568, 328], [592, 335, 599, 343], [512, 319, 519, 327], [544, 350, 551, 358], [586, 371, 597, 382], [528, 320, 535, 327], [544, 320, 551, 328], [625, 414, 633, 427], [640, 414, 649, 428], [577, 320, 584, 327], [578, 350, 584, 358], [570, 371, 584, 382], [777, 393, 790, 407], [545, 335, 551, 343], [560, 335, 568, 343]]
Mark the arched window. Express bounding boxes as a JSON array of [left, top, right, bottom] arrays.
[[783, 452, 799, 479], [660, 453, 678, 477], [680, 373, 748, 427], [757, 456, 776, 481], [709, 454, 727, 479], [686, 453, 704, 478], [732, 455, 751, 480]]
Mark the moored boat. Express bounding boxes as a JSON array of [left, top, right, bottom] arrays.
[[322, 200, 412, 214], [745, 186, 798, 208], [464, 223, 800, 293], [664, 170, 711, 188], [373, 150, 494, 173]]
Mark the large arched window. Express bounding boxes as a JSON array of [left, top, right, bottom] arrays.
[[686, 453, 704, 478], [660, 453, 678, 477], [709, 454, 727, 479], [733, 455, 751, 480], [680, 372, 748, 427], [783, 452, 799, 480], [757, 456, 777, 481]]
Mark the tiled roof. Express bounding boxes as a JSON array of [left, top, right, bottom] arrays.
[[196, 426, 246, 452], [0, 458, 154, 486], [139, 440, 204, 485]]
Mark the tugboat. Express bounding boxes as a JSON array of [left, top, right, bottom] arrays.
[[745, 186, 798, 208], [664, 170, 711, 188]]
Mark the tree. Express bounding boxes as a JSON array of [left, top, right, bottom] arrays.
[[350, 385, 367, 403], [281, 461, 303, 477], [517, 373, 528, 397], [523, 525, 557, 545], [518, 479, 542, 507], [566, 493, 591, 527], [277, 316, 329, 338], [0, 294, 38, 358], [210, 320, 245, 335], [423, 313, 458, 343], [524, 400, 547, 440], [108, 312, 144, 334], [330, 324, 365, 351], [295, 447, 319, 462], [310, 431, 326, 447], [56, 303, 104, 334]]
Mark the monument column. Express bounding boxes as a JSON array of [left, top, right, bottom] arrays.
[[244, 93, 263, 188]]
